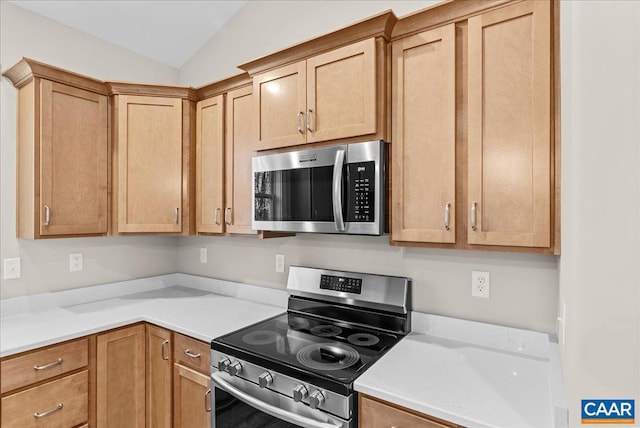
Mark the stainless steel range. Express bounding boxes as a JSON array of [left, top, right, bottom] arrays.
[[210, 266, 411, 428]]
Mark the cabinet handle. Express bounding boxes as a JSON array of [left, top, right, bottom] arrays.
[[44, 205, 51, 226], [471, 202, 477, 231], [306, 109, 313, 132], [444, 203, 451, 231], [184, 349, 201, 359], [205, 389, 212, 412], [225, 208, 232, 225], [215, 208, 221, 225], [161, 339, 169, 360], [34, 403, 63, 418], [33, 358, 63, 370], [175, 207, 180, 224], [297, 112, 305, 134]]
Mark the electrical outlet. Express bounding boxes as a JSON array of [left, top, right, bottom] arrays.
[[471, 271, 490, 298], [275, 254, 285, 273], [69, 253, 83, 272], [200, 248, 207, 264], [557, 300, 567, 346], [3, 258, 21, 280]]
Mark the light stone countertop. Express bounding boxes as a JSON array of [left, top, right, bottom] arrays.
[[355, 313, 568, 428], [0, 273, 287, 357], [1, 274, 567, 428]]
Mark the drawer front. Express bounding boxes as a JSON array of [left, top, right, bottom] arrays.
[[360, 395, 461, 428], [174, 333, 210, 374], [1, 370, 88, 428], [1, 338, 88, 394]]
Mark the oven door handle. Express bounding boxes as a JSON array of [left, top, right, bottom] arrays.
[[211, 372, 342, 428], [332, 149, 346, 232]]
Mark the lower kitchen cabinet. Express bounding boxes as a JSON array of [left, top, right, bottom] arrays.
[[174, 364, 212, 428], [359, 394, 462, 428], [146, 324, 173, 428], [96, 324, 146, 428], [0, 337, 90, 428]]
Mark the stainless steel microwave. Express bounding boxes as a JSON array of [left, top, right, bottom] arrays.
[[252, 140, 386, 235]]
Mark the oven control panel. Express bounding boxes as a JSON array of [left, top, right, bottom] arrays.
[[320, 274, 362, 294]]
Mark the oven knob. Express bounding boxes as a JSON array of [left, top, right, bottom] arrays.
[[309, 390, 325, 409], [227, 361, 243, 376], [217, 358, 231, 372], [292, 385, 308, 402], [258, 372, 273, 388]]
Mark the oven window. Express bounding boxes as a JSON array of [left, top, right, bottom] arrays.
[[215, 389, 300, 428], [254, 166, 337, 222]]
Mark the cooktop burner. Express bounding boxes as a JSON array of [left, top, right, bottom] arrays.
[[310, 325, 343, 337], [214, 312, 401, 384]]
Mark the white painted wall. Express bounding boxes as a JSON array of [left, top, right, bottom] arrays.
[[177, 0, 560, 335], [559, 1, 640, 426], [0, 2, 180, 299]]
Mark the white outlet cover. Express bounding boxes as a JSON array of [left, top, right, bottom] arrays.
[[3, 258, 21, 280], [471, 271, 490, 298], [200, 248, 207, 264], [70, 253, 83, 272], [275, 254, 285, 273]]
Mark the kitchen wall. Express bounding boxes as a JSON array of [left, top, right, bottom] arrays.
[[0, 2, 180, 299], [177, 0, 560, 335], [559, 1, 640, 426]]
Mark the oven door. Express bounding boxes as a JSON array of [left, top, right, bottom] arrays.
[[252, 140, 384, 235], [211, 371, 351, 428]]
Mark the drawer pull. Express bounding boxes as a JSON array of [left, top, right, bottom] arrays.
[[161, 339, 170, 361], [184, 349, 201, 359], [33, 358, 63, 370], [34, 403, 63, 418]]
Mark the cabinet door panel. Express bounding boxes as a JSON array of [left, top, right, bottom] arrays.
[[468, 1, 551, 247], [40, 80, 107, 235], [173, 364, 211, 428], [146, 325, 172, 428], [360, 395, 458, 428], [307, 38, 377, 143], [118, 95, 183, 233], [96, 325, 145, 428], [196, 95, 225, 234], [226, 85, 258, 235], [391, 25, 456, 243], [254, 62, 306, 150]]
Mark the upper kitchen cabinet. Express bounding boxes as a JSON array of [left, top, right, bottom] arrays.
[[3, 58, 109, 238], [467, 0, 553, 249], [195, 73, 259, 235], [240, 11, 396, 151], [108, 83, 196, 235], [390, 0, 559, 254]]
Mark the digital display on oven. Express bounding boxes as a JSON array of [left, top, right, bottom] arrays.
[[319, 274, 362, 294]]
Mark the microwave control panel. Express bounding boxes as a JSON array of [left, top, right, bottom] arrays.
[[346, 161, 375, 222]]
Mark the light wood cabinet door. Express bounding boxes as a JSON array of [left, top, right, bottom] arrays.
[[391, 25, 456, 244], [96, 325, 145, 428], [146, 325, 172, 428], [360, 395, 460, 428], [306, 38, 377, 143], [196, 95, 225, 234], [468, 0, 551, 247], [173, 364, 211, 428], [40, 80, 108, 236], [225, 85, 259, 235], [254, 62, 307, 150], [116, 95, 183, 233]]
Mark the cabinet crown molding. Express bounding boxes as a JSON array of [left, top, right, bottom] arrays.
[[238, 10, 397, 76], [106, 81, 197, 101], [2, 57, 108, 94], [195, 72, 252, 100]]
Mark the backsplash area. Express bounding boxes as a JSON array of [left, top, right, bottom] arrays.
[[178, 234, 559, 334]]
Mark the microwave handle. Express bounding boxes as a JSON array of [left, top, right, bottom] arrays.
[[332, 149, 346, 232]]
